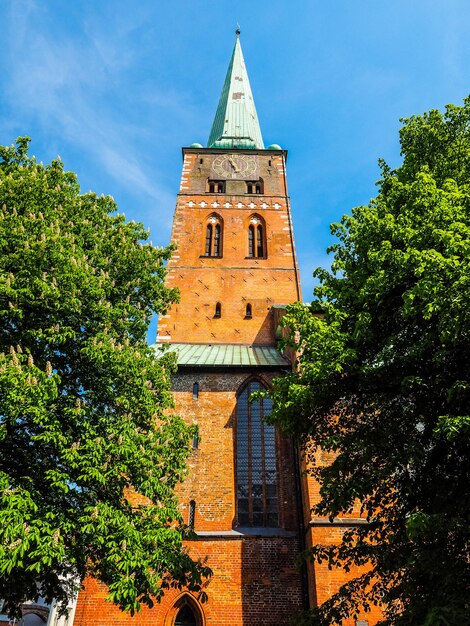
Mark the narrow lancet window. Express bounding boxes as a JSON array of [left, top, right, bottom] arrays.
[[257, 225, 264, 257], [204, 214, 223, 257], [188, 500, 196, 528], [214, 302, 221, 318], [193, 382, 199, 399], [248, 225, 255, 257], [245, 303, 252, 318], [214, 224, 221, 256], [205, 224, 213, 256]]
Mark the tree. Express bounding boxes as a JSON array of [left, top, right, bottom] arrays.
[[0, 138, 210, 617], [270, 99, 470, 625]]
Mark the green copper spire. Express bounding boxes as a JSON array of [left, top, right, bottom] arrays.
[[207, 30, 264, 150]]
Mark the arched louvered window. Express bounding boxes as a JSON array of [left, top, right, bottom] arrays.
[[247, 215, 266, 258], [207, 179, 225, 193], [175, 604, 197, 626], [236, 380, 278, 527], [246, 179, 264, 194], [204, 215, 223, 257]]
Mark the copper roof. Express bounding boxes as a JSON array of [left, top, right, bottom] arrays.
[[152, 343, 290, 368], [207, 31, 264, 150]]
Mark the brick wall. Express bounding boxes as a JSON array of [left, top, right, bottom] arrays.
[[74, 536, 303, 626], [157, 149, 301, 345]]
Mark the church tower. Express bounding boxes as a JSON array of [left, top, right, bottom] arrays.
[[157, 30, 301, 347], [154, 30, 306, 624]]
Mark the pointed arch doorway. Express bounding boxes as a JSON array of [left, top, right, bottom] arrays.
[[167, 594, 205, 626]]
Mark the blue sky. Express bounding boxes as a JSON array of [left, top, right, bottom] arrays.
[[1, 0, 469, 339]]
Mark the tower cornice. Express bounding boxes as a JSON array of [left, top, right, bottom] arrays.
[[182, 147, 288, 161]]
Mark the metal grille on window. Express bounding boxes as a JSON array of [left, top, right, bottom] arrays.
[[236, 380, 278, 527]]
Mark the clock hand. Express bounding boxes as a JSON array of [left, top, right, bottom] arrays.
[[228, 157, 240, 173]]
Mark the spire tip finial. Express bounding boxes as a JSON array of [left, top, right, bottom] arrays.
[[235, 24, 241, 36]]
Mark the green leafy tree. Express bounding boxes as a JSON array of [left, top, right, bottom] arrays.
[[271, 99, 470, 625], [0, 138, 210, 617]]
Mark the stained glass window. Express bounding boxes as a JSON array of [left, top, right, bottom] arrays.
[[236, 380, 278, 527]]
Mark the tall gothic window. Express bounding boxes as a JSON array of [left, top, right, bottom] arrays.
[[204, 214, 223, 257], [236, 380, 278, 527], [247, 215, 266, 258]]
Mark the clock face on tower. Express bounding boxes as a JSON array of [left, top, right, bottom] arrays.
[[212, 154, 258, 179]]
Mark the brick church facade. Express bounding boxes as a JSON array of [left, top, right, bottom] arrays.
[[57, 31, 381, 626]]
